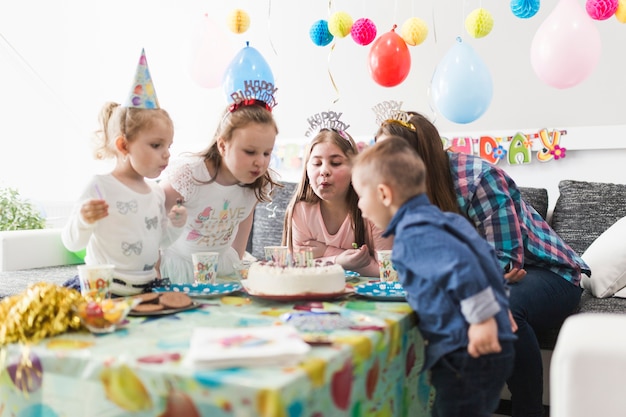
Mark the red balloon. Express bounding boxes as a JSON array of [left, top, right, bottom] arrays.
[[368, 27, 411, 87]]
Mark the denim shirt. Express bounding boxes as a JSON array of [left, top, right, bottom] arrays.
[[383, 194, 517, 371]]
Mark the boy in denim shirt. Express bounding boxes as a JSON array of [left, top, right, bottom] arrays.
[[352, 137, 516, 417]]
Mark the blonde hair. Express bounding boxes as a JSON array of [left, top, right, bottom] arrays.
[[193, 103, 280, 203], [92, 102, 173, 160], [282, 129, 374, 255], [355, 136, 427, 203]]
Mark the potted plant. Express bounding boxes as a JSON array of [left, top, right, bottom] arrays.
[[0, 186, 46, 231]]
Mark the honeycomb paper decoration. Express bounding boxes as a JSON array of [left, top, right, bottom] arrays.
[[586, 0, 619, 20], [310, 19, 334, 46], [350, 18, 377, 45], [401, 17, 428, 46], [465, 8, 494, 38], [511, 0, 540, 19], [328, 11, 353, 38], [227, 9, 250, 34]]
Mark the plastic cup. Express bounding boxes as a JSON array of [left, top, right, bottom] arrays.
[[192, 252, 219, 284], [264, 246, 290, 266], [376, 250, 398, 282], [77, 264, 114, 302]]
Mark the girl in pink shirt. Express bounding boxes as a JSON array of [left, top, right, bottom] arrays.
[[282, 128, 392, 277]]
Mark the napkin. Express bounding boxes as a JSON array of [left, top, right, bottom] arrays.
[[186, 325, 311, 368]]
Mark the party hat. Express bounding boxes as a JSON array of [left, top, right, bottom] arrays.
[[124, 48, 160, 109]]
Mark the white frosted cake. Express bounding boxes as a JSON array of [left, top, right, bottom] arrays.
[[245, 261, 345, 295]]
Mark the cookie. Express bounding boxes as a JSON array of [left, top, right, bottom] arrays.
[[132, 303, 164, 313], [159, 292, 192, 309], [132, 292, 160, 304]]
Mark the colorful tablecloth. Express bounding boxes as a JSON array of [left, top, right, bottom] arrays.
[[1, 279, 434, 417]]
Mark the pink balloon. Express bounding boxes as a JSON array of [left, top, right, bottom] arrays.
[[530, 0, 601, 89], [188, 14, 236, 89]]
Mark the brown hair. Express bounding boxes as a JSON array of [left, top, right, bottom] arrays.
[[354, 136, 426, 203], [194, 103, 280, 203], [376, 112, 462, 215], [282, 129, 373, 254], [93, 102, 173, 160]]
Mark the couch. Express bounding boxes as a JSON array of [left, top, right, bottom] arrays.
[[247, 179, 626, 325]]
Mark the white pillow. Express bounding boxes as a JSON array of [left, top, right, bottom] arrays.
[[581, 216, 626, 298]]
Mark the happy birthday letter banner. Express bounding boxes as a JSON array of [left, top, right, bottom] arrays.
[[441, 128, 567, 165]]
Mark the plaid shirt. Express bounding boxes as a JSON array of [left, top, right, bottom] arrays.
[[449, 152, 589, 286]]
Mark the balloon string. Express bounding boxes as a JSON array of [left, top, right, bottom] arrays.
[[432, 0, 438, 44], [267, 0, 278, 56], [327, 42, 340, 104], [0, 32, 79, 125]]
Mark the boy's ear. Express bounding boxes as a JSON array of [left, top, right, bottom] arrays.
[[377, 183, 394, 207]]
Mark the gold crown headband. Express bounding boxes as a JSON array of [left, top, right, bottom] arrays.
[[229, 79, 278, 113], [372, 100, 416, 131], [305, 110, 351, 139]]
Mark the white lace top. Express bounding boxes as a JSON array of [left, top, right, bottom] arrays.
[[160, 158, 258, 282]]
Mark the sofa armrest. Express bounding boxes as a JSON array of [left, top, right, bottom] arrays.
[[0, 229, 83, 272]]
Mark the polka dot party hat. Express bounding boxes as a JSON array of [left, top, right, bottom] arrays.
[[124, 48, 160, 109]]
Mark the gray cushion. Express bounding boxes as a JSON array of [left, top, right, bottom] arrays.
[[551, 180, 626, 255], [519, 186, 549, 220], [246, 182, 297, 259]]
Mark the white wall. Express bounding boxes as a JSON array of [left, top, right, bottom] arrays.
[[1, 0, 625, 213]]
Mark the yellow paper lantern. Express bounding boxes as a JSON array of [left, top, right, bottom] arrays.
[[401, 17, 428, 46], [616, 0, 626, 23], [328, 11, 353, 38], [227, 9, 250, 34], [465, 8, 494, 39]]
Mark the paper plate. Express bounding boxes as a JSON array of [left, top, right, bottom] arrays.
[[354, 282, 407, 301], [151, 282, 242, 299]]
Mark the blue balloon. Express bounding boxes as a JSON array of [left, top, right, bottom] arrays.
[[431, 37, 493, 124], [223, 42, 274, 102]]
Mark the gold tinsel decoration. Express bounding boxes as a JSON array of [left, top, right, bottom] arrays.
[[0, 282, 85, 347]]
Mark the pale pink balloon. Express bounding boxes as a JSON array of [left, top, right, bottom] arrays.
[[530, 0, 602, 89], [188, 14, 236, 89]]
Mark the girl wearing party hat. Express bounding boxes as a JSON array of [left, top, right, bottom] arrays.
[[62, 49, 187, 296], [159, 83, 280, 282]]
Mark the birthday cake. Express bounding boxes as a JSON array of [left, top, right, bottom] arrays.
[[244, 261, 346, 296]]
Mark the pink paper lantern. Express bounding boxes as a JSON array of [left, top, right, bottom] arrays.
[[350, 18, 377, 46], [586, 0, 619, 19]]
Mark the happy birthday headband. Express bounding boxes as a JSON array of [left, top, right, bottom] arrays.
[[229, 80, 278, 113], [372, 100, 416, 131], [124, 48, 159, 109], [305, 110, 351, 139]]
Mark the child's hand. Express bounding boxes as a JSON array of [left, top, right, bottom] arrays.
[[168, 202, 187, 228], [303, 240, 327, 258], [467, 316, 502, 358], [335, 244, 370, 270], [80, 199, 109, 224]]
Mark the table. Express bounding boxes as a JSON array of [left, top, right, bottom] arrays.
[[1, 278, 434, 417]]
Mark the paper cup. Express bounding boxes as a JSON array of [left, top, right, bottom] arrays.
[[77, 264, 114, 302], [376, 250, 398, 282], [264, 246, 290, 266], [192, 252, 219, 284]]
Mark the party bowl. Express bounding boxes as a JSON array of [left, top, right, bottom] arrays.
[[75, 298, 140, 334]]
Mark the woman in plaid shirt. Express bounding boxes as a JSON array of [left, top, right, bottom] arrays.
[[375, 111, 589, 417]]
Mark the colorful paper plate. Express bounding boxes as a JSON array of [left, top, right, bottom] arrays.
[[344, 270, 360, 278], [151, 282, 242, 299], [354, 282, 407, 301]]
